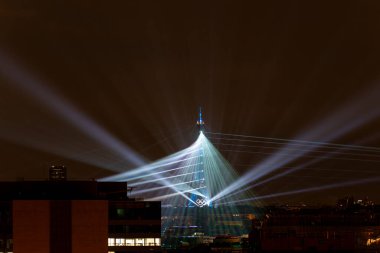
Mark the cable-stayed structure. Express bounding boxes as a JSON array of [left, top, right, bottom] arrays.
[[102, 131, 254, 205], [204, 131, 380, 205], [101, 129, 256, 236]]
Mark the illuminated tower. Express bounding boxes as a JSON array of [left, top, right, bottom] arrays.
[[189, 108, 208, 207], [196, 107, 205, 133]]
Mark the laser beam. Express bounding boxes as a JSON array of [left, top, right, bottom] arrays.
[[0, 50, 145, 169], [218, 176, 380, 205]]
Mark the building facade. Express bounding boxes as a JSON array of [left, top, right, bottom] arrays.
[[0, 180, 161, 253]]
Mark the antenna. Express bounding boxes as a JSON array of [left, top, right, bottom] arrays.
[[196, 107, 205, 132]]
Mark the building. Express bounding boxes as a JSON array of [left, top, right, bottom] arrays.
[[0, 178, 161, 253], [108, 200, 161, 252]]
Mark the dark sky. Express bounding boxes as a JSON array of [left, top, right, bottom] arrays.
[[0, 0, 380, 204]]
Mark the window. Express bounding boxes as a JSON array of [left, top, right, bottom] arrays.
[[108, 238, 115, 246], [145, 238, 155, 246], [135, 238, 144, 246], [125, 239, 135, 246], [6, 239, 12, 250], [116, 208, 125, 217], [116, 238, 125, 246]]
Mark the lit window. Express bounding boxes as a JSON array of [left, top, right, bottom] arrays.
[[108, 238, 115, 246], [135, 238, 144, 246], [116, 238, 125, 246], [116, 208, 125, 217], [125, 239, 135, 246], [145, 238, 155, 246], [155, 238, 161, 246]]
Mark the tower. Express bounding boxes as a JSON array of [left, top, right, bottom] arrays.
[[189, 108, 208, 207], [196, 107, 205, 133]]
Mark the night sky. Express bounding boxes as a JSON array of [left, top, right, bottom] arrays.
[[0, 1, 380, 204]]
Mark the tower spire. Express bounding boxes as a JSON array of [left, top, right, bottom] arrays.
[[196, 107, 205, 132]]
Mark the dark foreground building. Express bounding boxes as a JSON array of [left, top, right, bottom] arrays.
[[0, 177, 161, 253]]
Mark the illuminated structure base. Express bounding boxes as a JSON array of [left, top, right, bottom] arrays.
[[161, 205, 257, 237]]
